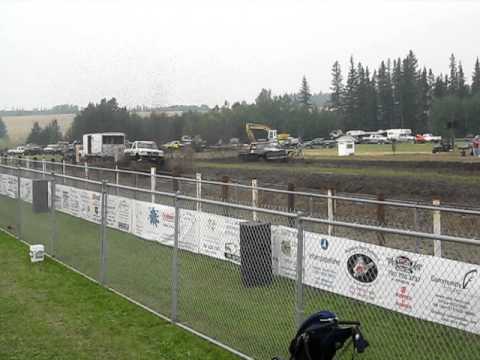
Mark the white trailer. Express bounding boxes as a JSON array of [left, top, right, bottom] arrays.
[[82, 132, 126, 161], [386, 129, 414, 142]]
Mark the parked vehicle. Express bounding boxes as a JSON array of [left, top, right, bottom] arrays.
[[363, 134, 390, 144], [7, 146, 25, 155], [386, 129, 415, 143], [82, 132, 126, 160], [415, 133, 442, 143], [239, 142, 288, 161], [43, 144, 63, 155], [163, 140, 183, 150], [24, 144, 43, 155], [432, 139, 454, 153], [124, 141, 164, 162]]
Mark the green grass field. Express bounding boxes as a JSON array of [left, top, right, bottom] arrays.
[[1, 194, 479, 359], [0, 231, 236, 360]]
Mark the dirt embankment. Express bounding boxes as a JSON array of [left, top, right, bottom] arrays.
[[194, 160, 480, 206]]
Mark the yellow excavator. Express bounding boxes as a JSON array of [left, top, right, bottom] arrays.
[[239, 123, 303, 161]]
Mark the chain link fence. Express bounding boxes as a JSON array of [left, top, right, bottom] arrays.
[[1, 162, 480, 359]]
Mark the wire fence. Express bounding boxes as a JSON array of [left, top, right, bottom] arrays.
[[1, 163, 480, 359]]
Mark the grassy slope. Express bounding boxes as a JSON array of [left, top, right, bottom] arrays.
[[0, 231, 237, 360], [1, 195, 479, 359]]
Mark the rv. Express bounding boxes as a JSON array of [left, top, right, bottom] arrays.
[[82, 132, 126, 160]]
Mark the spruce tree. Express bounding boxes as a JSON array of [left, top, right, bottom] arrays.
[[401, 50, 419, 131], [472, 57, 480, 95], [26, 122, 42, 144], [448, 53, 458, 95], [392, 58, 403, 128], [298, 76, 312, 108], [377, 60, 394, 129], [457, 62, 468, 98], [418, 67, 432, 132], [343, 56, 359, 129], [329, 61, 344, 111]]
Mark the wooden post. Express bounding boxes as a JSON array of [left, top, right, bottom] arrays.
[[196, 173, 202, 212], [252, 178, 258, 221], [172, 170, 179, 193], [150, 167, 156, 203], [433, 198, 442, 257], [376, 193, 386, 246], [84, 161, 89, 179], [288, 183, 295, 226], [327, 188, 336, 236], [222, 176, 230, 216]]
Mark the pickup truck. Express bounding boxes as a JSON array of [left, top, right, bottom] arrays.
[[124, 141, 164, 162], [7, 146, 25, 155]]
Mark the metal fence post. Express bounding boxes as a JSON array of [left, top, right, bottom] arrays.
[[171, 192, 180, 323], [50, 173, 57, 256], [99, 180, 108, 284], [84, 161, 88, 179], [26, 157, 30, 169], [295, 212, 304, 328], [252, 178, 258, 221], [433, 198, 442, 257], [196, 173, 202, 212], [151, 167, 156, 203], [16, 167, 22, 240]]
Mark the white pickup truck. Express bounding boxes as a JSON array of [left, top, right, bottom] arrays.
[[124, 141, 164, 162]]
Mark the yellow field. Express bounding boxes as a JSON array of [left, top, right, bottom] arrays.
[[2, 113, 75, 144]]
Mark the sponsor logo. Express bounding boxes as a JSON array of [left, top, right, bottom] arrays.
[[347, 253, 378, 283], [162, 211, 174, 223], [281, 240, 292, 257], [395, 286, 413, 310], [148, 207, 160, 227], [431, 269, 478, 290], [320, 238, 329, 250], [207, 218, 217, 231], [387, 256, 422, 274]]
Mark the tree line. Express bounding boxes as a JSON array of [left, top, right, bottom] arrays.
[[26, 120, 62, 146], [26, 51, 480, 146], [330, 51, 480, 137]]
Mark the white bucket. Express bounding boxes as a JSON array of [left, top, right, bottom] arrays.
[[29, 244, 45, 263]]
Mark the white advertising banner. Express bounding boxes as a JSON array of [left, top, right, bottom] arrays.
[[272, 225, 298, 280], [106, 195, 133, 232], [0, 174, 18, 198], [20, 178, 33, 203], [303, 232, 480, 335], [132, 201, 176, 245]]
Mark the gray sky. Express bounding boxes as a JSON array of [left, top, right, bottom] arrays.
[[1, 0, 479, 109]]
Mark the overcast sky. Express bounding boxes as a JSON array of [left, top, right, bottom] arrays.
[[1, 0, 479, 109]]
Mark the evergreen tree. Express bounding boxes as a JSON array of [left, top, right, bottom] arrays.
[[418, 67, 432, 132], [472, 57, 480, 95], [298, 76, 312, 108], [343, 56, 359, 129], [401, 50, 419, 130], [457, 62, 468, 98], [0, 117, 7, 139], [377, 60, 394, 129], [392, 58, 403, 128], [26, 122, 42, 144], [448, 53, 458, 95], [329, 61, 344, 111]]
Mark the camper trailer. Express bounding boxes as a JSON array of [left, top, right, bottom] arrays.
[[82, 132, 126, 161], [386, 129, 415, 142]]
